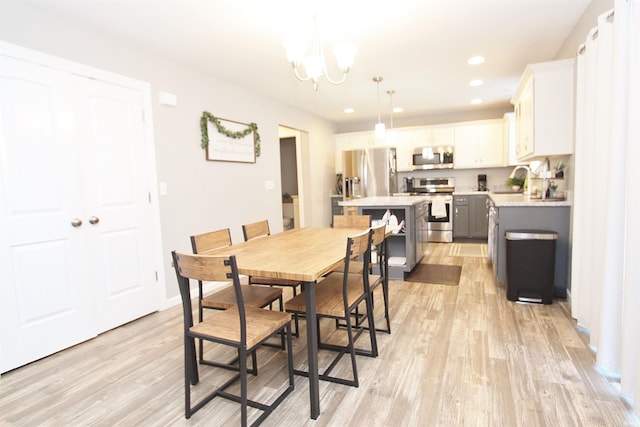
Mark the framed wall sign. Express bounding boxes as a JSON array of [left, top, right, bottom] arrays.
[[201, 113, 259, 163]]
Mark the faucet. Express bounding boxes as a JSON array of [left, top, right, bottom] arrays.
[[509, 165, 530, 179], [509, 165, 530, 194]]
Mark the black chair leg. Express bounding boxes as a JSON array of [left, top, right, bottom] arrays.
[[365, 295, 379, 357], [238, 348, 248, 427], [344, 315, 359, 388]]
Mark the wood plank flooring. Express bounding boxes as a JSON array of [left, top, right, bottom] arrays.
[[1, 243, 637, 426]]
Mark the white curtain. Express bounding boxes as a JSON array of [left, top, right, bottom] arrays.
[[620, 0, 640, 406], [572, 0, 640, 416]]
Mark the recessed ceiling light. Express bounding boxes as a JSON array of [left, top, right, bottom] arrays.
[[468, 56, 485, 65], [471, 98, 483, 105], [469, 79, 484, 86], [393, 107, 403, 113], [343, 108, 354, 114]]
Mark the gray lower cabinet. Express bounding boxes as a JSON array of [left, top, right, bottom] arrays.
[[454, 194, 488, 239], [493, 205, 570, 298], [469, 195, 489, 238], [358, 203, 426, 280]]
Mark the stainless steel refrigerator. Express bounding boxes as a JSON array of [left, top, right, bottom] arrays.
[[343, 147, 397, 198]]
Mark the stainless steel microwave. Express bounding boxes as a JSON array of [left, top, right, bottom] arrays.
[[412, 146, 454, 170]]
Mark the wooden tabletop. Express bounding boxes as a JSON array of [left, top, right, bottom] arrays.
[[206, 227, 364, 282]]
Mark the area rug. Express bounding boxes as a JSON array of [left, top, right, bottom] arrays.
[[448, 243, 487, 258], [405, 264, 462, 286]]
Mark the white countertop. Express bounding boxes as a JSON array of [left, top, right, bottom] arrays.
[[453, 191, 491, 196], [489, 192, 571, 207], [339, 195, 427, 207]]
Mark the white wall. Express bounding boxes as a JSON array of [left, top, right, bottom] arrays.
[[555, 0, 615, 59], [0, 2, 337, 302]]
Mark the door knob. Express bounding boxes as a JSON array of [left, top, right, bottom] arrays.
[[88, 216, 100, 225], [70, 218, 83, 228]]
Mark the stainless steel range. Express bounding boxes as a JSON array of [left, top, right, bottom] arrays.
[[407, 177, 454, 243]]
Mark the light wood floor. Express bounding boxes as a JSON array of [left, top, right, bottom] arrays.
[[1, 243, 637, 426]]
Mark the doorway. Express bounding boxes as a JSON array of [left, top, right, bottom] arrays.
[[278, 126, 306, 229]]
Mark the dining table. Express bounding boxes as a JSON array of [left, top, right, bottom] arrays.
[[205, 226, 366, 420]]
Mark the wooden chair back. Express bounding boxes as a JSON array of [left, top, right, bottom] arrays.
[[347, 229, 372, 263], [344, 229, 373, 292], [370, 223, 386, 276], [171, 251, 246, 335], [333, 214, 371, 229], [190, 228, 232, 254], [242, 220, 271, 241], [370, 223, 386, 246]]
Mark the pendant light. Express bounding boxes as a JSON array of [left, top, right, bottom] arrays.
[[387, 89, 397, 144], [373, 76, 386, 139]]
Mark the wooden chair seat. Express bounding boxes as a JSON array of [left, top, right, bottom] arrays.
[[287, 272, 369, 318], [330, 260, 365, 275], [202, 285, 282, 310], [191, 306, 292, 349]]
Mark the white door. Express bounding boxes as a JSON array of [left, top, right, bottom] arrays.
[[0, 53, 160, 373], [0, 57, 97, 372], [76, 78, 159, 333]]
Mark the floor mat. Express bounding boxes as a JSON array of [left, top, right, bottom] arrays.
[[448, 243, 487, 258], [405, 264, 462, 286]]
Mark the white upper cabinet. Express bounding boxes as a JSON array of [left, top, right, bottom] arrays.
[[454, 119, 506, 169], [511, 58, 575, 161], [423, 124, 455, 147], [390, 128, 415, 172], [336, 125, 456, 172], [503, 112, 525, 165], [336, 120, 508, 172]]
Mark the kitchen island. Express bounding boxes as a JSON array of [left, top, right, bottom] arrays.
[[488, 192, 571, 298], [340, 196, 428, 279]]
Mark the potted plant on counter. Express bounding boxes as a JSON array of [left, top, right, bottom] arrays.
[[506, 176, 525, 192]]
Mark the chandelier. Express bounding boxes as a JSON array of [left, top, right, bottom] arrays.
[[283, 16, 357, 91]]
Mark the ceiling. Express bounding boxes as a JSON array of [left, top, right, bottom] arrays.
[[20, 0, 592, 127]]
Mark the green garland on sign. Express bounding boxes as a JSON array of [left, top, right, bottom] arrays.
[[200, 111, 261, 157]]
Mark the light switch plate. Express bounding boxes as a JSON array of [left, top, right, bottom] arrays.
[[159, 182, 168, 196], [264, 180, 274, 190]]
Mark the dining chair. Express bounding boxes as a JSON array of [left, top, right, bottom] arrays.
[[172, 251, 294, 426], [331, 215, 371, 275], [331, 221, 391, 334], [191, 229, 284, 366], [367, 223, 391, 334], [285, 228, 378, 387], [241, 220, 303, 336]]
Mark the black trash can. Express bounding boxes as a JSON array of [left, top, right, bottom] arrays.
[[505, 230, 557, 304]]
